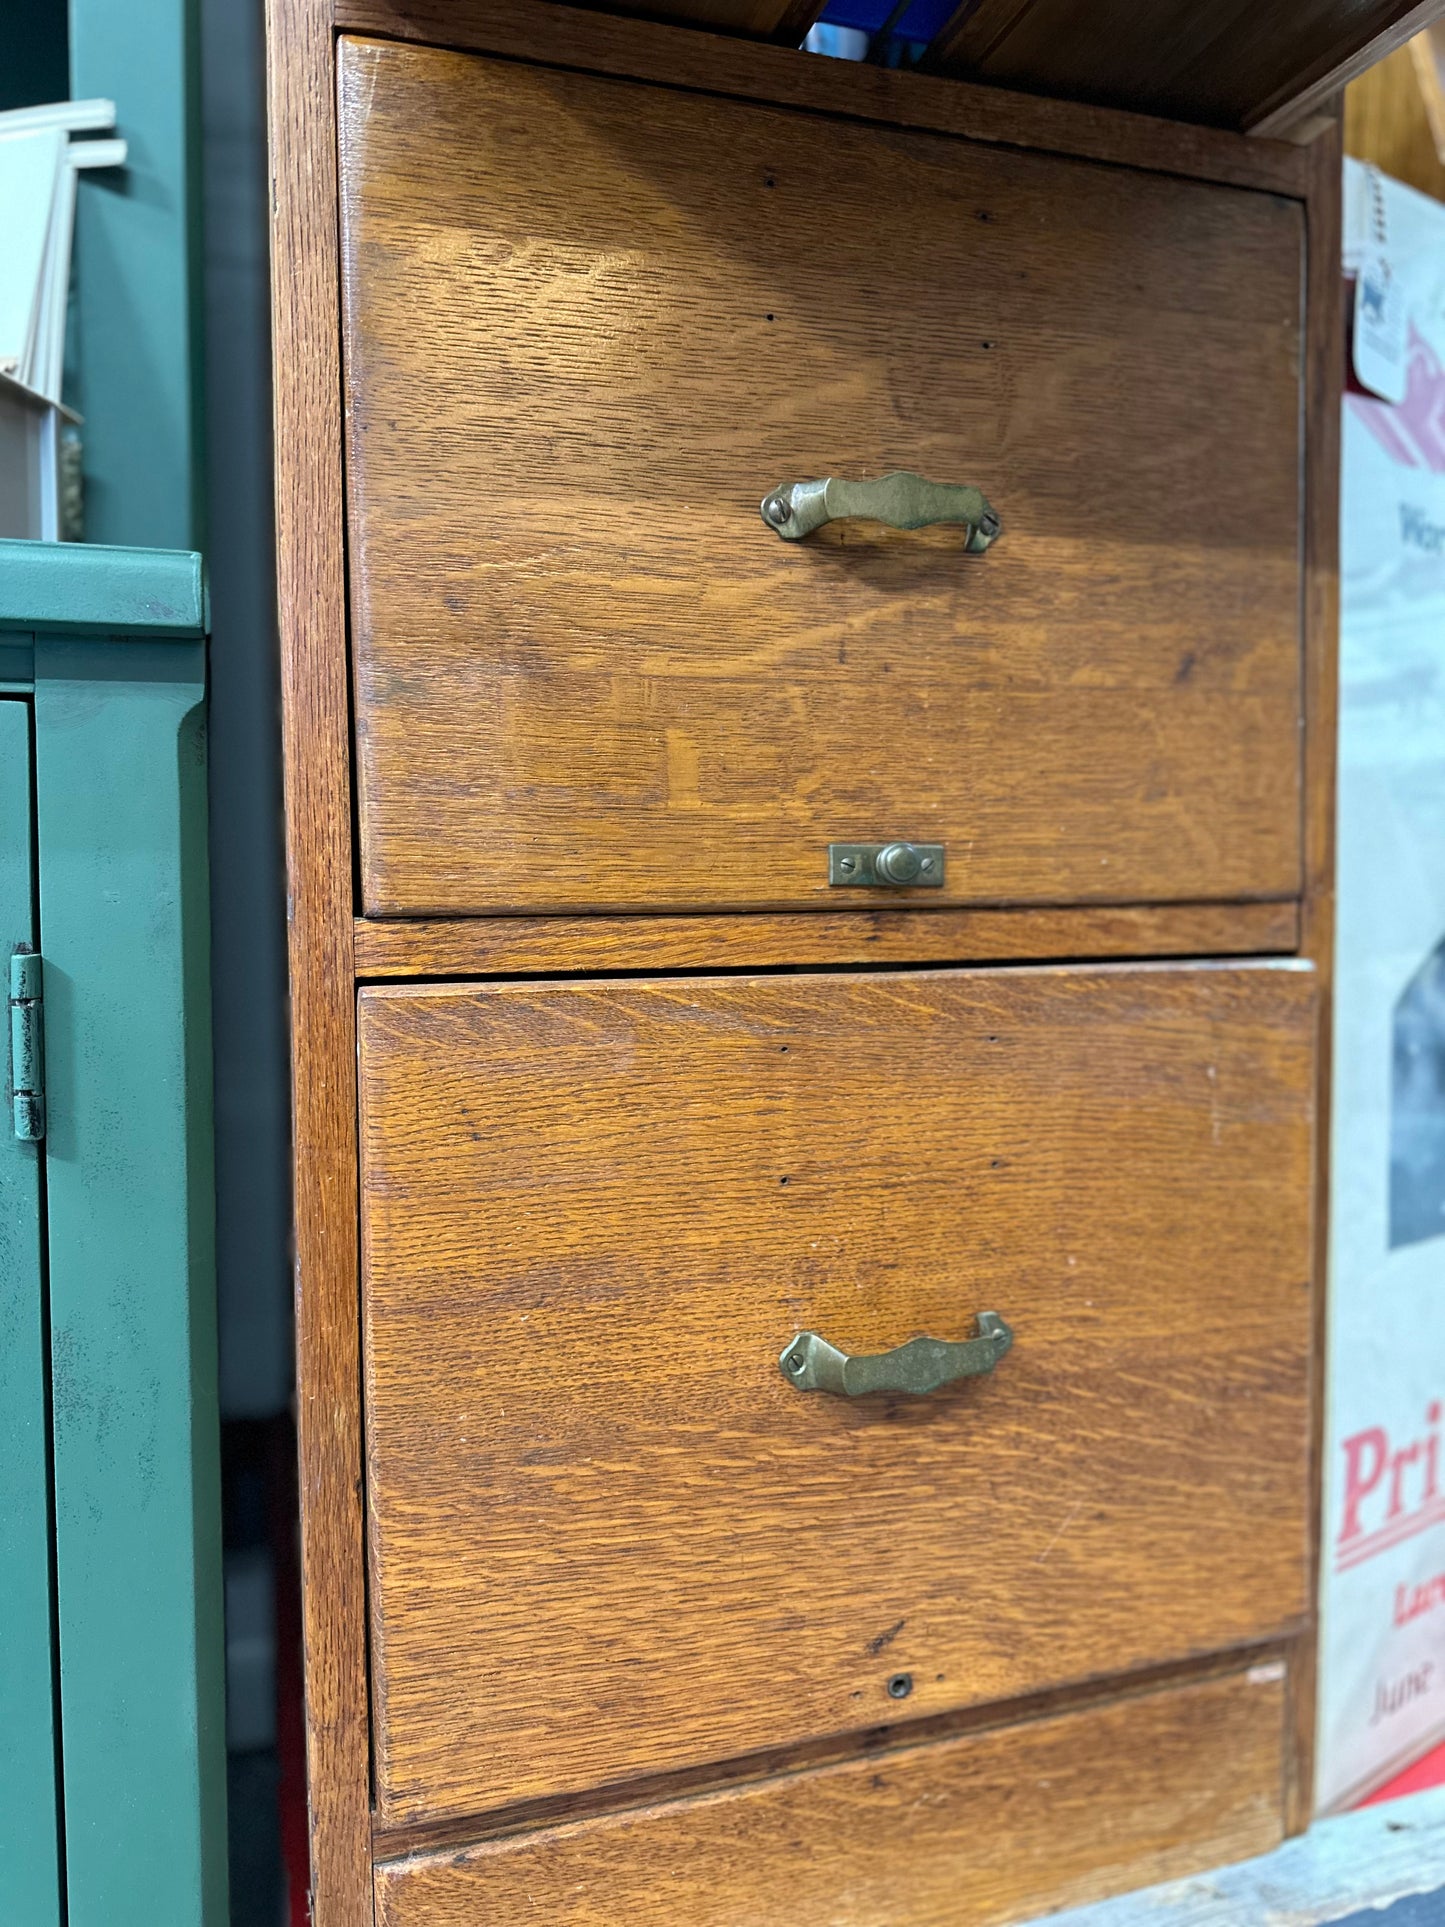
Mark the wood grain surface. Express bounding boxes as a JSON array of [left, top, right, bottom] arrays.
[[926, 0, 1445, 135], [359, 963, 1316, 1825], [353, 899, 1302, 978], [1345, 35, 1445, 203], [264, 0, 374, 1919], [575, 0, 816, 44], [339, 38, 1305, 918], [335, 0, 1315, 198], [1248, 2, 1445, 137], [373, 1664, 1289, 1925]]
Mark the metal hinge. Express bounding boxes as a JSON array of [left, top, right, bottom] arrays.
[[9, 949, 44, 1141]]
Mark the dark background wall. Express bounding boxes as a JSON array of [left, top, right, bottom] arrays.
[[1, 0, 68, 110], [199, 0, 296, 1917]]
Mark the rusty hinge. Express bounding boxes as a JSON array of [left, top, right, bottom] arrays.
[[9, 949, 44, 1141]]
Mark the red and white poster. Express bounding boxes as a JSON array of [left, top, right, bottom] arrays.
[[1316, 160, 1445, 1813]]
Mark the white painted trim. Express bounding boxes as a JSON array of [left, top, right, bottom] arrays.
[[1036, 1787, 1445, 1927]]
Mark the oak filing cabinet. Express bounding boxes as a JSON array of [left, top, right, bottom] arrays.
[[265, 1, 1340, 1919]]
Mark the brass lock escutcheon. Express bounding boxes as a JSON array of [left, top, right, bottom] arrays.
[[780, 1313, 1013, 1397], [760, 471, 1000, 549], [829, 842, 944, 888]]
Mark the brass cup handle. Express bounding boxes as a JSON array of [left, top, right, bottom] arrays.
[[760, 471, 1001, 549], [779, 1312, 1013, 1397]]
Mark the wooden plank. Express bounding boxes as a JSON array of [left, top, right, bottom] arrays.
[[1285, 113, 1344, 1840], [340, 37, 1306, 919], [1344, 36, 1445, 202], [34, 635, 227, 1926], [373, 1666, 1289, 1926], [929, 0, 1266, 110], [570, 0, 811, 39], [359, 963, 1316, 1824], [354, 900, 1302, 977], [0, 698, 62, 1927], [1041, 1784, 1445, 1926], [924, 0, 1445, 136], [1250, 2, 1445, 136], [262, 0, 374, 1920], [370, 1649, 1296, 1860], [1412, 27, 1445, 160], [929, 0, 1037, 69], [335, 0, 1313, 197]]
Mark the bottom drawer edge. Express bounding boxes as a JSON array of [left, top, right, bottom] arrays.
[[373, 1663, 1288, 1927]]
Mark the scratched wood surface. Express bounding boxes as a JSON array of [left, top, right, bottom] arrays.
[[264, 0, 374, 1918], [372, 1666, 1288, 1925], [337, 0, 1314, 195], [351, 898, 1301, 978], [359, 963, 1316, 1825], [926, 0, 1445, 135], [339, 38, 1305, 919]]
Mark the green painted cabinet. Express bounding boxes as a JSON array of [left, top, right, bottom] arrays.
[[0, 539, 227, 1927]]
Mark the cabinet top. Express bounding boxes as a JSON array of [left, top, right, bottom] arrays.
[[0, 541, 206, 639]]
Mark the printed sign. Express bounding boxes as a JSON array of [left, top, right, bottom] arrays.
[[1317, 161, 1445, 1813]]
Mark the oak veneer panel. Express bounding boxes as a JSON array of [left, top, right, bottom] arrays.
[[373, 1665, 1289, 1926], [359, 963, 1315, 1824], [265, 0, 373, 1916], [339, 39, 1305, 918], [336, 0, 1312, 195], [352, 898, 1302, 977]]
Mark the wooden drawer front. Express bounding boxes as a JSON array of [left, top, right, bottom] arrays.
[[374, 1665, 1289, 1927], [359, 964, 1315, 1825], [339, 38, 1305, 919]]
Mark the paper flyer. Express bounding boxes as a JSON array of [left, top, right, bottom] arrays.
[[1316, 160, 1445, 1813]]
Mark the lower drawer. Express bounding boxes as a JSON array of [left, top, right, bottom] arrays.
[[373, 1663, 1291, 1927], [359, 962, 1316, 1825]]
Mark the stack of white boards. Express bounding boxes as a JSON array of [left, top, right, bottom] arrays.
[[0, 100, 126, 539]]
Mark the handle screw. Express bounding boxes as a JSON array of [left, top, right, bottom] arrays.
[[763, 493, 792, 527]]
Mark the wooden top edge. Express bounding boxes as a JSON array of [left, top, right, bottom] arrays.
[[360, 959, 1319, 1001], [333, 0, 1314, 198], [371, 1641, 1299, 1866], [352, 900, 1303, 979]]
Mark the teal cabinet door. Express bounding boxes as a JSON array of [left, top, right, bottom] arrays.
[[0, 695, 62, 1926], [0, 543, 226, 1927]]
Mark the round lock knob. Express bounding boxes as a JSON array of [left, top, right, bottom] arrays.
[[876, 842, 924, 885]]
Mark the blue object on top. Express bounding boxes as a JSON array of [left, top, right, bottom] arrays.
[[818, 0, 957, 40]]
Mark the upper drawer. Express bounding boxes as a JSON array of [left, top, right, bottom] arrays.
[[338, 39, 1305, 919], [359, 963, 1316, 1826]]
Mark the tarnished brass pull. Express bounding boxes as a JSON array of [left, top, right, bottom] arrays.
[[760, 472, 1001, 549], [779, 1313, 1013, 1397]]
